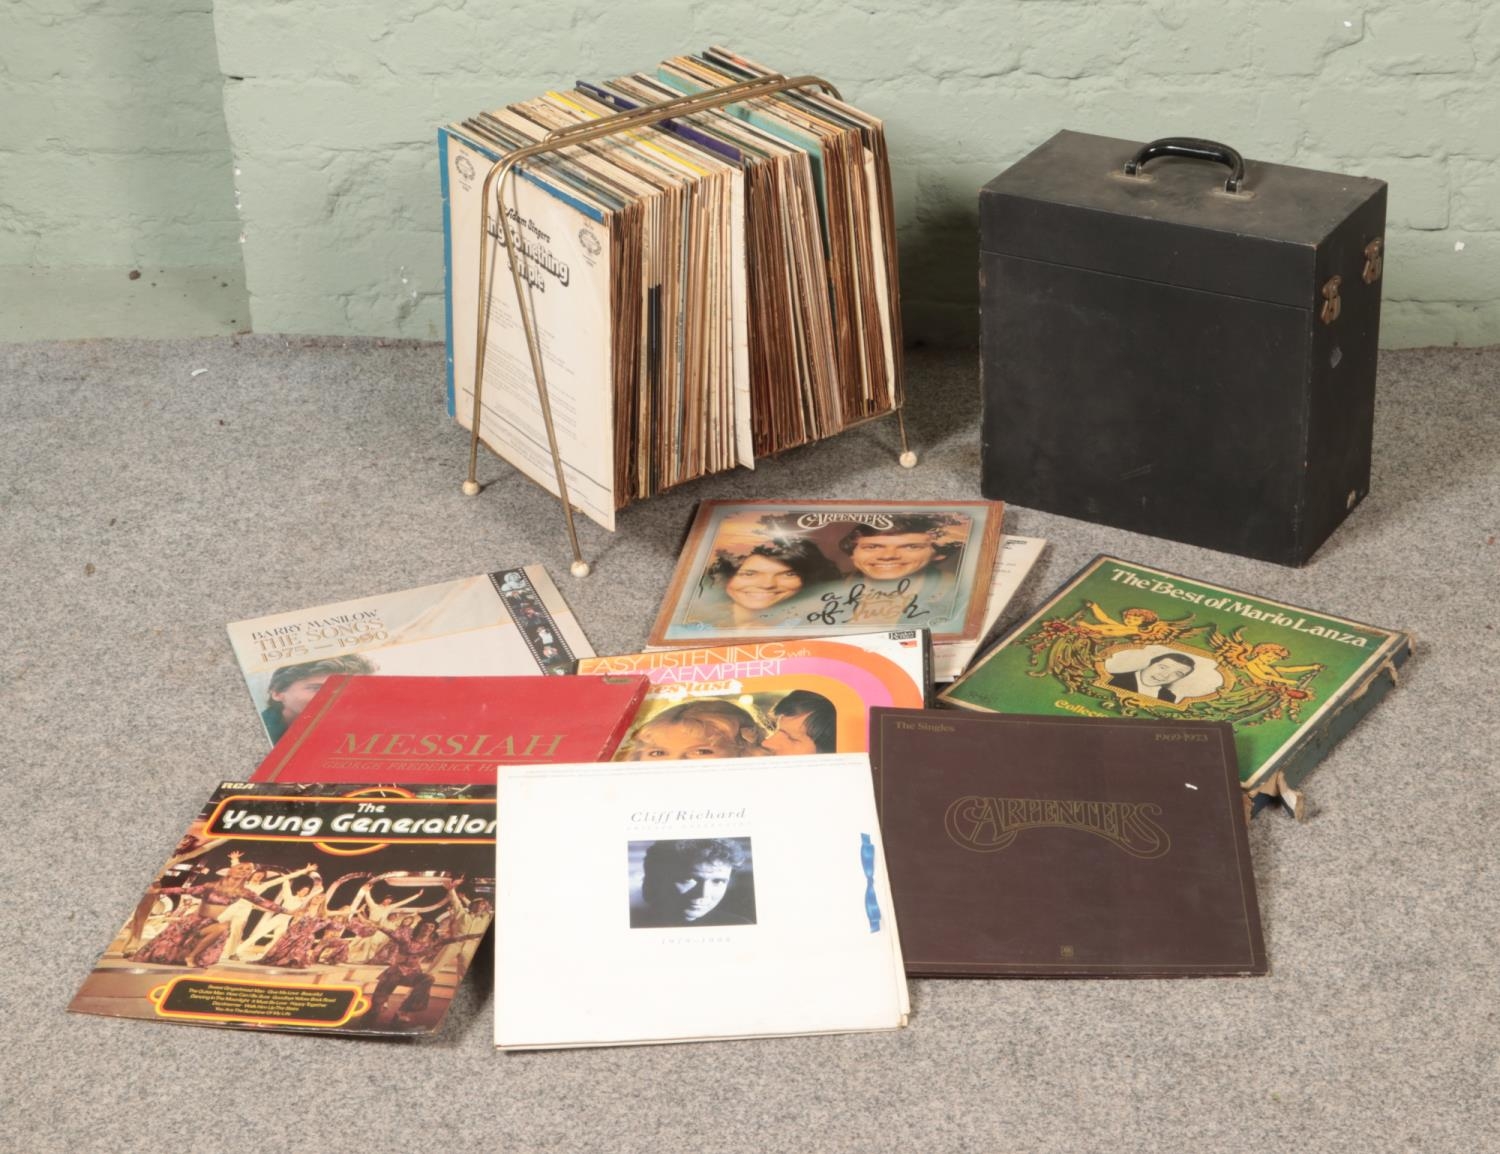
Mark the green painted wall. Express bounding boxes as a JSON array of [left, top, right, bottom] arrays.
[[1, 0, 248, 338], [4, 3, 1497, 346]]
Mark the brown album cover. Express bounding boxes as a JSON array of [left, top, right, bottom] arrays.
[[869, 708, 1266, 978]]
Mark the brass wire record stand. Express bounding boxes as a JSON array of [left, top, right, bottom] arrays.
[[457, 72, 915, 577]]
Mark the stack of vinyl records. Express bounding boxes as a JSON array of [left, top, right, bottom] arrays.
[[440, 48, 903, 531]]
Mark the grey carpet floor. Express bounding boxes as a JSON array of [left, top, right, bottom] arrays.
[[4, 337, 1496, 1154]]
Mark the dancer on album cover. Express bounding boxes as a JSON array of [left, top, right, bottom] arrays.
[[256, 893, 345, 969], [130, 896, 206, 965], [137, 853, 285, 967], [433, 881, 492, 980], [364, 899, 486, 1025], [237, 872, 326, 961], [215, 862, 319, 963], [121, 830, 228, 957], [342, 879, 427, 964], [306, 909, 378, 967]]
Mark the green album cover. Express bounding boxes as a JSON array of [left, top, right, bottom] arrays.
[[941, 556, 1411, 796]]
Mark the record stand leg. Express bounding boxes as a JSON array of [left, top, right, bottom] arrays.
[[896, 406, 918, 468], [462, 426, 483, 495]]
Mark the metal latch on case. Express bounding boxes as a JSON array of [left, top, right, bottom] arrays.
[[1320, 275, 1342, 325], [1363, 238, 1384, 285]]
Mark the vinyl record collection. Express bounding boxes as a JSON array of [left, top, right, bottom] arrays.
[[65, 51, 1415, 1056], [441, 48, 903, 531]]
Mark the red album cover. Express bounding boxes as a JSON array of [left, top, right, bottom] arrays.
[[251, 674, 649, 784]]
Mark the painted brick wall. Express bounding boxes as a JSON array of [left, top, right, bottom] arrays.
[[210, 0, 1498, 347], [9, 2, 1489, 345], [2, 0, 243, 272]]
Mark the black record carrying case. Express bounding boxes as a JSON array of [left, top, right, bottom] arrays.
[[980, 131, 1387, 566]]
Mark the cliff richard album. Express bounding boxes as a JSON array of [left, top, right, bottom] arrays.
[[492, 754, 908, 1049], [576, 630, 929, 760], [940, 556, 1412, 803], [69, 783, 496, 1038], [227, 566, 593, 746], [647, 499, 1004, 649]]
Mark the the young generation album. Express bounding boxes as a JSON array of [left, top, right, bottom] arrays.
[[70, 783, 496, 1038]]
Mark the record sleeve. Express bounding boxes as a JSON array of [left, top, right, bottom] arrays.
[[577, 630, 927, 759], [251, 674, 648, 784], [869, 708, 1266, 978], [933, 533, 1047, 682], [492, 754, 908, 1049], [648, 499, 1003, 649], [227, 566, 591, 746], [69, 783, 496, 1037], [940, 555, 1412, 809], [441, 125, 624, 529]]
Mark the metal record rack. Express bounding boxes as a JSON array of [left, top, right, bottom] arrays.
[[461, 73, 916, 577]]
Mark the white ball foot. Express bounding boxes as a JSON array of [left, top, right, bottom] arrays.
[[570, 560, 592, 578], [899, 450, 918, 469], [461, 479, 481, 496]]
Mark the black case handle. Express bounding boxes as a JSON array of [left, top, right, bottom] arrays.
[[1124, 137, 1246, 193]]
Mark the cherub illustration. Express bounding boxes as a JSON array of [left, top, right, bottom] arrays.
[[1077, 602, 1195, 644], [1207, 627, 1324, 689]]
